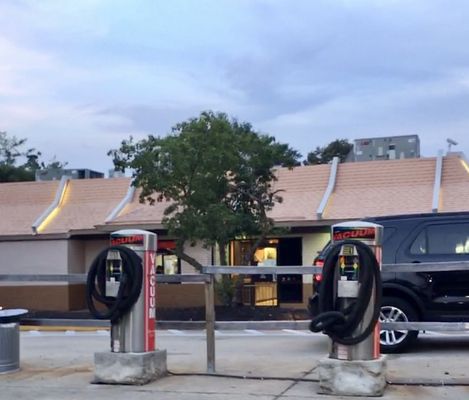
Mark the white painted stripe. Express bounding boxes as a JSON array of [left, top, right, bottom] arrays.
[[168, 329, 185, 336], [244, 329, 265, 335], [282, 329, 310, 336], [21, 329, 328, 339]]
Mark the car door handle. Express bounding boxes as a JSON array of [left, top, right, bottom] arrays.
[[411, 261, 421, 263]]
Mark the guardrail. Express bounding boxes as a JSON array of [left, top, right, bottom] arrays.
[[3, 260, 469, 373], [202, 262, 469, 372], [0, 274, 209, 284]]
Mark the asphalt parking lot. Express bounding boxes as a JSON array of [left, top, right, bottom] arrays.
[[2, 329, 469, 399]]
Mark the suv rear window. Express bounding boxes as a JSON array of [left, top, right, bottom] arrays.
[[410, 223, 469, 255]]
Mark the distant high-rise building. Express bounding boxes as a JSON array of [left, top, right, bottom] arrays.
[[353, 134, 420, 162], [35, 168, 104, 181], [109, 169, 125, 178]]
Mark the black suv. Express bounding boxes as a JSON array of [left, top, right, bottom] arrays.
[[310, 212, 469, 353]]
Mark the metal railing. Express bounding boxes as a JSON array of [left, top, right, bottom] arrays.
[[3, 260, 469, 373], [0, 274, 209, 284], [202, 262, 469, 372]]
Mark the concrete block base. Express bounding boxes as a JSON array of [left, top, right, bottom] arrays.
[[93, 349, 167, 385], [318, 356, 387, 397]]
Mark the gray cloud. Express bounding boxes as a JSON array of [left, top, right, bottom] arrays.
[[2, 0, 469, 169], [94, 104, 202, 136]]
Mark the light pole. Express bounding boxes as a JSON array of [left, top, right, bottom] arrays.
[[447, 138, 458, 154]]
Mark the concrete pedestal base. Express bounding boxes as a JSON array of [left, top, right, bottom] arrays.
[[93, 349, 167, 385], [317, 356, 387, 397]]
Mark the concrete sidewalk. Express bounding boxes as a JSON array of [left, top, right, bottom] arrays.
[[1, 330, 469, 399]]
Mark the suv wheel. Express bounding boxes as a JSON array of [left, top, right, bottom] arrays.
[[379, 296, 419, 353]]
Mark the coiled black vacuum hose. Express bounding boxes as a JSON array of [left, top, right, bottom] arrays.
[[86, 246, 143, 322], [310, 240, 382, 345]]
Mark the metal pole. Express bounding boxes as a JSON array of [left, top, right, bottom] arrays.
[[205, 274, 215, 373]]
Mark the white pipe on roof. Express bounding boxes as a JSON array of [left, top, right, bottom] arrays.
[[105, 182, 136, 223], [316, 156, 339, 220], [32, 175, 70, 234], [432, 150, 444, 213]]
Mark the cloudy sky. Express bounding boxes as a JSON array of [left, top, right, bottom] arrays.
[[1, 0, 469, 173]]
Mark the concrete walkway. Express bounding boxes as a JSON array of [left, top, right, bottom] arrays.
[[1, 329, 469, 399]]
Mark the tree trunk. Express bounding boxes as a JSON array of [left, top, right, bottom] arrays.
[[169, 248, 203, 272], [219, 243, 227, 266]]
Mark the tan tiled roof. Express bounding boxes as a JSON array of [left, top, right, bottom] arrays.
[[324, 158, 437, 220], [108, 188, 168, 226], [440, 156, 469, 212], [2, 155, 469, 238], [268, 164, 330, 221], [108, 165, 332, 225], [40, 178, 131, 234], [0, 180, 59, 235]]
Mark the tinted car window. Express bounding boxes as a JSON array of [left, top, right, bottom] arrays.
[[410, 223, 469, 255], [383, 227, 396, 244], [410, 229, 427, 255]]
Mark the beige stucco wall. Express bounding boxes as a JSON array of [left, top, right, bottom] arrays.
[[181, 243, 212, 273], [301, 232, 330, 284], [0, 240, 68, 275], [0, 232, 331, 310], [0, 239, 78, 310], [68, 240, 85, 273], [84, 239, 108, 271], [68, 239, 110, 273]]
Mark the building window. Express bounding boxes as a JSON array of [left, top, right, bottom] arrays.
[[232, 239, 279, 266], [156, 240, 181, 274]]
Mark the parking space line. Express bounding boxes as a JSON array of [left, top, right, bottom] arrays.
[[168, 329, 185, 336], [244, 329, 265, 335], [282, 329, 311, 336], [21, 329, 327, 339]]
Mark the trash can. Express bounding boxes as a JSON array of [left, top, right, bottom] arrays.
[[0, 309, 28, 374]]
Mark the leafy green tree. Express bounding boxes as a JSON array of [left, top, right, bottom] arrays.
[[0, 131, 67, 182], [304, 139, 353, 165], [108, 111, 301, 278]]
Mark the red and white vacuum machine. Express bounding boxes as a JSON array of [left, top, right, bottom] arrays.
[[310, 221, 384, 361], [86, 229, 157, 353]]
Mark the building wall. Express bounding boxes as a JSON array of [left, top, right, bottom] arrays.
[[0, 239, 68, 275], [84, 239, 108, 271], [0, 285, 78, 311], [354, 135, 420, 161], [0, 232, 331, 311], [68, 240, 85, 273], [181, 243, 212, 273], [301, 232, 330, 284], [67, 238, 112, 310], [0, 239, 74, 310], [157, 283, 206, 308]]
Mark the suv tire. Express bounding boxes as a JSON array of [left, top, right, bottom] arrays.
[[380, 296, 419, 353]]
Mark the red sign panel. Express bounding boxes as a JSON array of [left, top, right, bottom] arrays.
[[144, 250, 156, 351], [333, 227, 376, 241], [157, 240, 176, 251], [111, 235, 144, 246]]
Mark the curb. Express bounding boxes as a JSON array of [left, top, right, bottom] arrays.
[[20, 319, 311, 331]]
